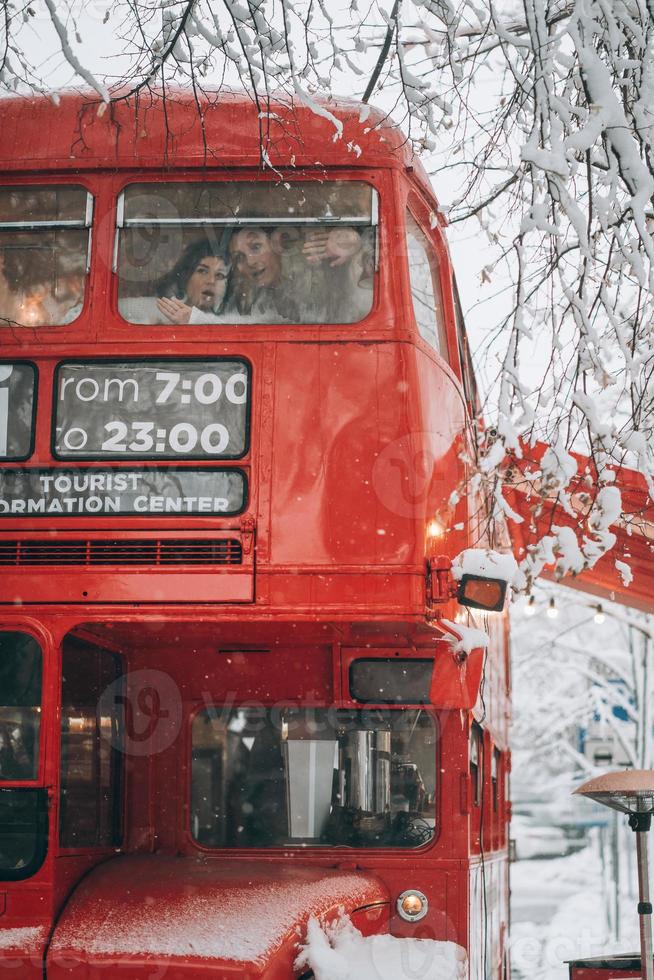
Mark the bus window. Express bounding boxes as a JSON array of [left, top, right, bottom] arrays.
[[117, 181, 377, 326], [0, 186, 92, 328], [0, 363, 37, 461], [0, 632, 46, 881], [405, 211, 449, 359], [492, 746, 500, 813], [191, 707, 436, 849], [0, 632, 42, 781], [470, 722, 482, 807], [453, 278, 479, 414], [59, 641, 123, 849]]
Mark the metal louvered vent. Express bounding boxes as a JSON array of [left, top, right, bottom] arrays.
[[0, 539, 242, 567]]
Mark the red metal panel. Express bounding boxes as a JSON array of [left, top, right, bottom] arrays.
[[0, 93, 435, 200], [0, 568, 253, 604]]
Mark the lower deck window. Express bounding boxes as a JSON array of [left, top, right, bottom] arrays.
[[0, 788, 48, 879], [191, 707, 436, 849], [59, 640, 123, 848], [0, 631, 42, 781]]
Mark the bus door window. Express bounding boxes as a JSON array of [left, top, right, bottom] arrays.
[[116, 181, 378, 326], [405, 210, 449, 360], [59, 640, 123, 849], [191, 707, 436, 850], [0, 631, 47, 879], [0, 185, 92, 328]]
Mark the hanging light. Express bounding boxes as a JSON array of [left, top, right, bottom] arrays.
[[594, 604, 606, 625], [546, 597, 558, 619], [524, 595, 536, 617]]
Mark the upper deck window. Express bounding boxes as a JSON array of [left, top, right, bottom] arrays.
[[117, 181, 377, 326], [405, 211, 448, 358], [0, 186, 92, 328]]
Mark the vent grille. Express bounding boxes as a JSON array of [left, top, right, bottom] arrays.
[[0, 539, 243, 567]]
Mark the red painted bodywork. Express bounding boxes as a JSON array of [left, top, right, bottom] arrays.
[[47, 857, 389, 978], [0, 92, 510, 978]]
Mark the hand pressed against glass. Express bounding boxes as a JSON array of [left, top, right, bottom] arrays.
[[302, 227, 362, 267]]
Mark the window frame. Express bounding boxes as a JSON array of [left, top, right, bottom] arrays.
[[0, 360, 38, 463], [348, 657, 434, 704], [111, 172, 382, 332], [0, 786, 49, 881], [452, 277, 480, 418], [404, 207, 451, 359], [0, 182, 94, 330], [51, 356, 252, 464], [470, 721, 483, 808], [58, 639, 124, 852], [0, 629, 45, 787], [187, 701, 440, 853]]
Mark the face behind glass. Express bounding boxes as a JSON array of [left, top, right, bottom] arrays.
[[229, 230, 282, 289], [185, 256, 229, 311]]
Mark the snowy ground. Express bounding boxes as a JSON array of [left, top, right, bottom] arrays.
[[510, 833, 641, 980]]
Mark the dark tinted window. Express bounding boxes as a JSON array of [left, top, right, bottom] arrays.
[[0, 632, 42, 781], [60, 640, 123, 848], [0, 787, 48, 879], [349, 659, 433, 703]]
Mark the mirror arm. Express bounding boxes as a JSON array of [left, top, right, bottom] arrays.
[[426, 556, 457, 605]]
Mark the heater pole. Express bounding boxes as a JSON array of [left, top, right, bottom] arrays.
[[630, 813, 654, 980]]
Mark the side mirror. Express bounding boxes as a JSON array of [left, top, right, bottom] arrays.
[[457, 573, 507, 612]]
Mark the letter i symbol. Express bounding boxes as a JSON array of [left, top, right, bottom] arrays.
[[0, 366, 14, 457]]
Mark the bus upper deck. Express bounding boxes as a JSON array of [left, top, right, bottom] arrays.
[[0, 92, 480, 622]]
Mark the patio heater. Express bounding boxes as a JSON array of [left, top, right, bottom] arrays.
[[575, 771, 654, 980]]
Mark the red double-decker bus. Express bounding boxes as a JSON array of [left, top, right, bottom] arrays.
[[0, 91, 511, 979]]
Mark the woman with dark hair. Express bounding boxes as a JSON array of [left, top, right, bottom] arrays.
[[119, 239, 232, 325]]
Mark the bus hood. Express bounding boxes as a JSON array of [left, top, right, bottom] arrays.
[[46, 854, 389, 978]]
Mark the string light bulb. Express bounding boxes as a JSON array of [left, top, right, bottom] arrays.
[[547, 597, 558, 619], [594, 604, 605, 625], [525, 595, 536, 617]]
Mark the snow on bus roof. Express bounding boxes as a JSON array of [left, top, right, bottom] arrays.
[[0, 89, 434, 196]]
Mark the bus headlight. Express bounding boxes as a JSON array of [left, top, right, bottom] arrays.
[[396, 889, 428, 922]]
